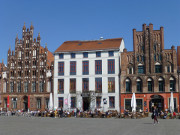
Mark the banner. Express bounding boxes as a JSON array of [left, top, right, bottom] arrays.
[[64, 98, 68, 105], [28, 95, 30, 109], [7, 95, 9, 108]]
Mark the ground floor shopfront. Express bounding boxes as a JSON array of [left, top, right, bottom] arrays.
[[0, 94, 50, 111], [120, 92, 179, 113]]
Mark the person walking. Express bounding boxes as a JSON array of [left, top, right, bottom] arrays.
[[152, 106, 159, 125]]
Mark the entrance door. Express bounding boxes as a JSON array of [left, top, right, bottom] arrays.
[[83, 97, 89, 111], [23, 96, 28, 111], [149, 95, 164, 112]]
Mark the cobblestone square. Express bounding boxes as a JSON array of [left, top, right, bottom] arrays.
[[0, 116, 180, 135]]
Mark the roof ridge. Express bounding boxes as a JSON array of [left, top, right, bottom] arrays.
[[64, 38, 122, 43]]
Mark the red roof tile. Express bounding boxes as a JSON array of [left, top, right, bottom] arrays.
[[55, 38, 123, 53], [40, 46, 54, 67]]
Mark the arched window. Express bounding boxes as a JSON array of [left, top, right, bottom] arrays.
[[136, 78, 142, 92], [125, 78, 131, 93], [158, 77, 164, 92], [169, 77, 175, 92], [127, 64, 133, 74], [155, 62, 162, 73], [166, 63, 173, 73], [138, 63, 144, 74], [147, 78, 153, 92]]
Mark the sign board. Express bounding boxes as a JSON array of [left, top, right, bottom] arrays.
[[103, 98, 107, 104], [81, 93, 90, 97], [64, 99, 68, 105]]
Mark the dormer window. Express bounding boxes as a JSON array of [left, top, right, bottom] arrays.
[[109, 51, 114, 57], [59, 53, 64, 59], [83, 52, 88, 58], [71, 53, 76, 58]]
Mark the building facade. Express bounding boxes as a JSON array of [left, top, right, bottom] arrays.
[[120, 24, 179, 112], [0, 24, 54, 111], [54, 38, 125, 112]]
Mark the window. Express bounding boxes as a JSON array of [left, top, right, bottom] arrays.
[[170, 78, 175, 92], [126, 79, 131, 92], [10, 82, 14, 92], [154, 54, 156, 61], [109, 51, 114, 57], [70, 61, 76, 75], [108, 77, 115, 93], [33, 70, 36, 76], [71, 97, 76, 108], [82, 61, 89, 75], [11, 71, 14, 77], [154, 45, 156, 51], [37, 98, 41, 109], [18, 71, 21, 77], [95, 78, 102, 93], [137, 79, 142, 92], [137, 56, 139, 62], [128, 67, 133, 74], [138, 66, 144, 74], [40, 61, 44, 66], [141, 56, 144, 62], [159, 78, 164, 92], [33, 50, 36, 57], [125, 99, 131, 111], [45, 98, 49, 109], [24, 82, 28, 93], [96, 97, 101, 108], [167, 65, 170, 73], [148, 81, 153, 92], [83, 52, 88, 58], [18, 51, 21, 58], [96, 52, 101, 57], [95, 60, 102, 74], [155, 65, 162, 73], [17, 82, 21, 93], [33, 61, 36, 66], [32, 82, 36, 92], [59, 53, 64, 59], [58, 62, 64, 76], [40, 70, 44, 76], [39, 81, 44, 92], [58, 97, 64, 108], [108, 59, 115, 74], [58, 79, 64, 94], [159, 54, 162, 61], [12, 98, 17, 109], [70, 79, 76, 93], [109, 97, 115, 108], [136, 99, 143, 111], [125, 99, 143, 112], [82, 78, 89, 92], [71, 53, 76, 58]]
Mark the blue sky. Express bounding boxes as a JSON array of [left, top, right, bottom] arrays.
[[0, 0, 180, 64]]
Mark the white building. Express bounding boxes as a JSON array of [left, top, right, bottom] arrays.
[[54, 38, 125, 112]]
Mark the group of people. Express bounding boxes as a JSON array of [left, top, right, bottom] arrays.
[[152, 106, 177, 125]]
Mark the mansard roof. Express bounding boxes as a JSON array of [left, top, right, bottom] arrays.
[[55, 38, 123, 53]]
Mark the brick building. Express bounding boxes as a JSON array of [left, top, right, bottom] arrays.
[[120, 24, 179, 112], [0, 23, 54, 111]]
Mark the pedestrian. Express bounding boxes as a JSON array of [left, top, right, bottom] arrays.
[[60, 107, 63, 118], [152, 106, 159, 125]]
